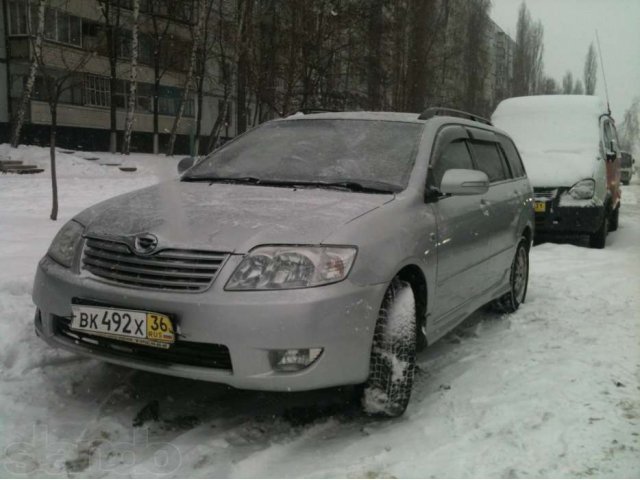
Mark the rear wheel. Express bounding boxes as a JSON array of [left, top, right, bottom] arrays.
[[609, 206, 620, 232], [589, 212, 609, 249], [361, 278, 416, 417], [492, 238, 529, 313]]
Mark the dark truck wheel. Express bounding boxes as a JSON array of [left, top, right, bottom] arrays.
[[493, 238, 529, 313], [589, 211, 609, 249], [362, 278, 416, 417]]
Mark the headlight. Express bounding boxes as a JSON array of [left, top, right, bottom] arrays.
[[47, 220, 84, 268], [225, 246, 357, 290], [566, 178, 595, 200]]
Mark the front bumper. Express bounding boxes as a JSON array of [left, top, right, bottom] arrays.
[[32, 256, 387, 391], [535, 204, 604, 234]]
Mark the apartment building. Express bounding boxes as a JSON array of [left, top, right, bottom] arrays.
[[1, 0, 235, 153]]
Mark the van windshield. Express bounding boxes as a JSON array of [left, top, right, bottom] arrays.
[[184, 119, 423, 192], [492, 110, 602, 187]]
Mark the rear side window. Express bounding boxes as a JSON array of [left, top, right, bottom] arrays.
[[431, 140, 473, 188], [498, 136, 526, 178], [470, 141, 510, 182]]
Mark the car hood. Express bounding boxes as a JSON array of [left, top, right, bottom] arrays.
[[75, 181, 394, 253]]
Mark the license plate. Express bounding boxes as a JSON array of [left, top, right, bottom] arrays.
[[534, 201, 546, 213], [71, 305, 175, 349]]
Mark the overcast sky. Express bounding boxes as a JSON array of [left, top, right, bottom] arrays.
[[490, 0, 640, 119]]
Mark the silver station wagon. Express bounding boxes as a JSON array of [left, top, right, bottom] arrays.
[[33, 109, 534, 417]]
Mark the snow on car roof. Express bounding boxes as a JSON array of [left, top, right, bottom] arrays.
[[493, 95, 609, 118]]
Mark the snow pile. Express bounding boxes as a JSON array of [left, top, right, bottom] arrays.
[[492, 95, 607, 187], [0, 144, 639, 477]]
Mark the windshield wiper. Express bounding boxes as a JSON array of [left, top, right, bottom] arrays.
[[182, 176, 399, 193], [182, 175, 263, 184], [308, 180, 400, 194]]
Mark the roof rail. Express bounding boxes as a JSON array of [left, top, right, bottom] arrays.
[[298, 107, 343, 115], [418, 107, 492, 126]]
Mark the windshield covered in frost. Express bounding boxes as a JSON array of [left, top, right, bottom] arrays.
[[184, 119, 423, 192]]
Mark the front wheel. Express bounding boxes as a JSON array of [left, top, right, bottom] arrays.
[[492, 239, 529, 313], [361, 278, 416, 417], [589, 212, 609, 249]]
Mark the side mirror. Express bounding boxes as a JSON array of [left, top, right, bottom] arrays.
[[440, 169, 490, 196], [177, 156, 195, 174]]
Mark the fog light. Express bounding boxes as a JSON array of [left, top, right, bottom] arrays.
[[269, 348, 323, 372]]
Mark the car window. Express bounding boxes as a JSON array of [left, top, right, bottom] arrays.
[[430, 140, 473, 188], [498, 135, 526, 178], [470, 141, 510, 183]]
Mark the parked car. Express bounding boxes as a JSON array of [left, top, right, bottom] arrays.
[[33, 109, 534, 417], [620, 151, 635, 185], [492, 95, 622, 249]]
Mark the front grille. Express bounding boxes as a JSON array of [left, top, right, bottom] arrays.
[[533, 188, 558, 200], [82, 237, 228, 292], [54, 316, 232, 370]]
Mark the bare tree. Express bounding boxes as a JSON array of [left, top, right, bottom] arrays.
[[10, 0, 46, 148], [513, 1, 544, 96], [573, 80, 584, 95], [167, 0, 207, 156], [97, 0, 123, 153], [618, 97, 640, 155], [583, 42, 598, 95], [122, 0, 141, 155], [32, 35, 97, 219], [404, 0, 441, 112], [207, 0, 247, 152], [541, 76, 559, 94], [461, 0, 491, 115], [562, 71, 574, 94]]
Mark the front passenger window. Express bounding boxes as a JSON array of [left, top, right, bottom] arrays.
[[430, 141, 473, 189], [470, 141, 509, 183]]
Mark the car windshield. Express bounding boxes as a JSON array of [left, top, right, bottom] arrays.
[[184, 119, 423, 192]]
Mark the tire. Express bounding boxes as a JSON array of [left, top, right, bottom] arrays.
[[622, 180, 630, 186], [609, 206, 619, 232], [361, 278, 417, 418], [589, 212, 609, 249], [492, 239, 529, 313]]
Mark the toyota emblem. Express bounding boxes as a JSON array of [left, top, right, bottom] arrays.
[[133, 233, 158, 255]]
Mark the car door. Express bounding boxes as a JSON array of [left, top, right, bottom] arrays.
[[427, 126, 490, 322], [467, 129, 517, 292]]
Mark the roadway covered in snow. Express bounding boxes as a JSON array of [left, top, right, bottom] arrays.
[[0, 144, 638, 477]]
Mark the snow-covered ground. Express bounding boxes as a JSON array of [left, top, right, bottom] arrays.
[[0, 144, 638, 478]]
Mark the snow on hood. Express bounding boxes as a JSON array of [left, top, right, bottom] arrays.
[[74, 181, 394, 253], [492, 95, 606, 187]]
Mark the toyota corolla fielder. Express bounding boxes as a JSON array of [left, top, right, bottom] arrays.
[[33, 109, 534, 417]]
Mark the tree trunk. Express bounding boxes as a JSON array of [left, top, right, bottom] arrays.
[[49, 103, 58, 221], [11, 0, 46, 148], [153, 57, 161, 154], [122, 0, 140, 155], [100, 0, 121, 153], [167, 0, 207, 156]]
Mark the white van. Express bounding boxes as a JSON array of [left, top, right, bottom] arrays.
[[492, 95, 622, 248]]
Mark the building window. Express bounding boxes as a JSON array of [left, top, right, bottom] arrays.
[[158, 86, 194, 117], [8, 1, 33, 35], [41, 8, 83, 47], [85, 75, 111, 107]]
